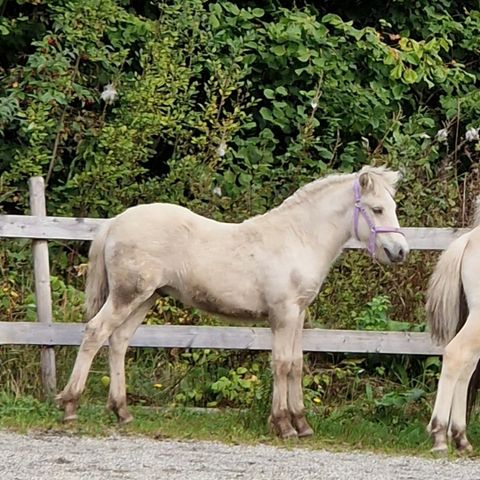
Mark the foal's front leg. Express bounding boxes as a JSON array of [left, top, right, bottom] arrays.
[[269, 305, 301, 439], [287, 312, 313, 437]]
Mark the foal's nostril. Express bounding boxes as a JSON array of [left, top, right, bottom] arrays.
[[383, 247, 394, 262], [384, 246, 405, 263]]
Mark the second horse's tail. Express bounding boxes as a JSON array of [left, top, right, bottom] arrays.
[[426, 232, 470, 345]]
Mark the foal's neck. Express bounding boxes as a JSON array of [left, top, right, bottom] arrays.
[[263, 174, 355, 254]]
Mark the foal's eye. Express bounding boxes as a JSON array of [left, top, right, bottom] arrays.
[[372, 207, 384, 215]]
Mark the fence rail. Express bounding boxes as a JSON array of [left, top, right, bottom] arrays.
[[0, 214, 467, 248], [0, 177, 460, 394]]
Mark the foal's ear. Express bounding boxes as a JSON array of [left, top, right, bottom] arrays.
[[358, 171, 374, 192]]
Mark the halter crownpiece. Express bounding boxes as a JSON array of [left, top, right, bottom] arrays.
[[353, 179, 405, 257]]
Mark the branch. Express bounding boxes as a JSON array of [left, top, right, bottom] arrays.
[[45, 54, 81, 187]]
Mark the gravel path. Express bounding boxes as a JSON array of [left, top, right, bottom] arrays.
[[0, 431, 478, 480]]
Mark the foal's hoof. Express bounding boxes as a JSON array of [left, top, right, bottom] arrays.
[[63, 413, 78, 423], [430, 445, 448, 457], [56, 395, 78, 423], [281, 428, 298, 440], [118, 413, 134, 426], [107, 401, 134, 426], [293, 416, 314, 438], [297, 426, 314, 438], [456, 443, 474, 457], [269, 416, 298, 439], [62, 402, 78, 423]]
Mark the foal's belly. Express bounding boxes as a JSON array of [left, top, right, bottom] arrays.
[[158, 285, 268, 322]]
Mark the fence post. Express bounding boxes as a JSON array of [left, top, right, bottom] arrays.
[[29, 177, 56, 397]]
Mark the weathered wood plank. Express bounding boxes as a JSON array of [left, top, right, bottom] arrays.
[[29, 178, 56, 397], [0, 322, 443, 355], [0, 214, 469, 250], [0, 215, 104, 241]]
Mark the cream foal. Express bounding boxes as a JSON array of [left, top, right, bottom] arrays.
[[57, 166, 408, 438]]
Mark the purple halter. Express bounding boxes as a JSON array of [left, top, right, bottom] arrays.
[[353, 179, 404, 257]]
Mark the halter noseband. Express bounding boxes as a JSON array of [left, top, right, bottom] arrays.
[[353, 179, 404, 257]]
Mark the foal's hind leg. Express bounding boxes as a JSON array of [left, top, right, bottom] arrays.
[[428, 311, 480, 454], [287, 312, 313, 437], [107, 296, 156, 424], [57, 293, 150, 421]]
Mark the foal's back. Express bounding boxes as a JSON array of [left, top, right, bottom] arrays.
[[102, 203, 298, 320]]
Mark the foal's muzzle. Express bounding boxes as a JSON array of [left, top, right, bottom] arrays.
[[383, 245, 407, 263]]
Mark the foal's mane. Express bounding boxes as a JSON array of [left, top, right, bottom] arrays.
[[274, 166, 399, 213]]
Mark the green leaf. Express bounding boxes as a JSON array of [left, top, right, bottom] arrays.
[[403, 68, 418, 84], [390, 63, 404, 80], [260, 107, 274, 122], [210, 14, 220, 29], [322, 14, 343, 26], [317, 147, 334, 160], [223, 3, 239, 15], [432, 67, 447, 83], [263, 88, 275, 99], [271, 45, 286, 56]]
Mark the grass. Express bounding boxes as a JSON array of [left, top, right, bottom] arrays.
[[2, 393, 479, 457]]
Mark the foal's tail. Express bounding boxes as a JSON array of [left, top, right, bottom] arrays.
[[426, 232, 470, 345], [85, 220, 111, 320]]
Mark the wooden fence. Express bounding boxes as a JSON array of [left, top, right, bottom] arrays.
[[0, 177, 467, 396]]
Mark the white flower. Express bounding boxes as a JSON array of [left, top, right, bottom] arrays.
[[465, 127, 479, 142], [100, 83, 118, 105], [436, 128, 448, 143], [310, 100, 318, 109], [361, 136, 370, 151], [419, 132, 431, 139], [217, 141, 227, 157], [213, 186, 222, 197]]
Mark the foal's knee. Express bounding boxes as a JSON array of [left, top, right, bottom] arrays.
[[289, 357, 303, 376], [272, 359, 292, 377]]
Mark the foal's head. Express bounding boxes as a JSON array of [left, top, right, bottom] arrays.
[[353, 166, 409, 264]]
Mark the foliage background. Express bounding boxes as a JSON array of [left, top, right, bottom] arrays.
[[1, 0, 480, 418]]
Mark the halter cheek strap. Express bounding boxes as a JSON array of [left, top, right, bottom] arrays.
[[353, 179, 404, 257]]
